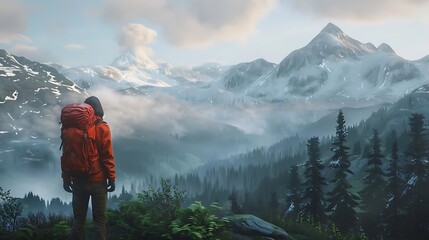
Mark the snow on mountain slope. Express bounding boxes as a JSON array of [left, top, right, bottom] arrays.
[[112, 49, 158, 70], [0, 49, 84, 139], [55, 23, 429, 111], [213, 58, 277, 92], [131, 59, 277, 106], [245, 23, 429, 104], [53, 50, 227, 92]]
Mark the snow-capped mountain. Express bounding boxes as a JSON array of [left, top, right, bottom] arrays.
[[112, 49, 158, 70], [139, 59, 277, 106], [53, 50, 228, 92], [0, 49, 83, 139], [54, 23, 429, 109], [214, 58, 277, 92], [245, 23, 429, 103]]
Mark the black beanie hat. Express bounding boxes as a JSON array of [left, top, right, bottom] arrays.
[[84, 96, 104, 118]]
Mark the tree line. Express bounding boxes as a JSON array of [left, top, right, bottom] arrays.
[[284, 110, 429, 240]]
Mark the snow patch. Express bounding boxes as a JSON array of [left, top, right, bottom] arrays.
[[319, 59, 332, 72], [23, 65, 39, 75], [7, 113, 14, 121], [51, 88, 61, 96], [0, 90, 19, 104], [34, 87, 49, 93], [46, 71, 62, 86], [330, 159, 340, 167], [0, 67, 17, 76], [8, 55, 21, 65]]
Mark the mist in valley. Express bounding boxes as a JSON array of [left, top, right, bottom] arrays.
[[0, 87, 340, 201]]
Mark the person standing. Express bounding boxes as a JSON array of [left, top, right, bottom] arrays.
[[61, 96, 116, 240]]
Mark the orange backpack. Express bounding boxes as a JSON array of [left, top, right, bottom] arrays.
[[60, 103, 99, 176]]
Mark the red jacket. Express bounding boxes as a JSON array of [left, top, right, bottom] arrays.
[[62, 117, 116, 182], [91, 117, 116, 182]]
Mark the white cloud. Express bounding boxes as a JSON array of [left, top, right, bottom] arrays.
[[10, 44, 38, 54], [10, 44, 57, 63], [64, 43, 86, 49], [0, 0, 29, 44], [289, 0, 429, 21], [118, 23, 157, 52], [116, 23, 158, 66], [103, 0, 277, 47]]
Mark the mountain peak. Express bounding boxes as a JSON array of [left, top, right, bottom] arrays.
[[251, 58, 270, 65], [320, 23, 344, 35], [304, 22, 375, 59], [377, 43, 396, 54], [112, 49, 158, 70]]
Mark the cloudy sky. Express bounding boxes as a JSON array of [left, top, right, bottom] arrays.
[[0, 0, 428, 67]]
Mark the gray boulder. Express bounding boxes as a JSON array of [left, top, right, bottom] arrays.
[[226, 214, 290, 240]]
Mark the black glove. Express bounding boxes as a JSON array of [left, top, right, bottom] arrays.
[[107, 179, 115, 192], [63, 181, 73, 193]]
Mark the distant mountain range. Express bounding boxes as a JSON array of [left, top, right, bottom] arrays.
[[49, 23, 429, 107], [50, 49, 228, 92]]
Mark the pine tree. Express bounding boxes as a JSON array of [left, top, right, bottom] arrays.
[[383, 141, 402, 240], [326, 110, 359, 234], [229, 189, 241, 214], [352, 141, 361, 155], [384, 129, 397, 155], [402, 113, 429, 239], [359, 129, 387, 239], [285, 165, 301, 220], [300, 137, 327, 224], [242, 191, 254, 213], [269, 192, 279, 216]]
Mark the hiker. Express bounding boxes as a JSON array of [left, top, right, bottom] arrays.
[[60, 96, 116, 240]]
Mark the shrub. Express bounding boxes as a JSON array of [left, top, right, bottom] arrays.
[[108, 179, 230, 240], [108, 179, 186, 240], [0, 187, 23, 232], [171, 202, 230, 240]]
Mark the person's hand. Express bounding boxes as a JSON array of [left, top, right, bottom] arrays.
[[107, 179, 115, 192], [63, 180, 73, 193]]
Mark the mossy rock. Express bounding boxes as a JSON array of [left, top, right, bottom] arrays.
[[226, 214, 290, 240]]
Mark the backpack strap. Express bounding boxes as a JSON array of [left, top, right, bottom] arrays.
[[95, 119, 105, 125]]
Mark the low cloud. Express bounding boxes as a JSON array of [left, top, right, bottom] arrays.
[[104, 0, 276, 47], [289, 0, 429, 21], [10, 44, 57, 63], [90, 88, 317, 145], [0, 0, 29, 44], [10, 44, 38, 55], [64, 43, 86, 49], [118, 23, 157, 62], [91, 88, 213, 139]]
